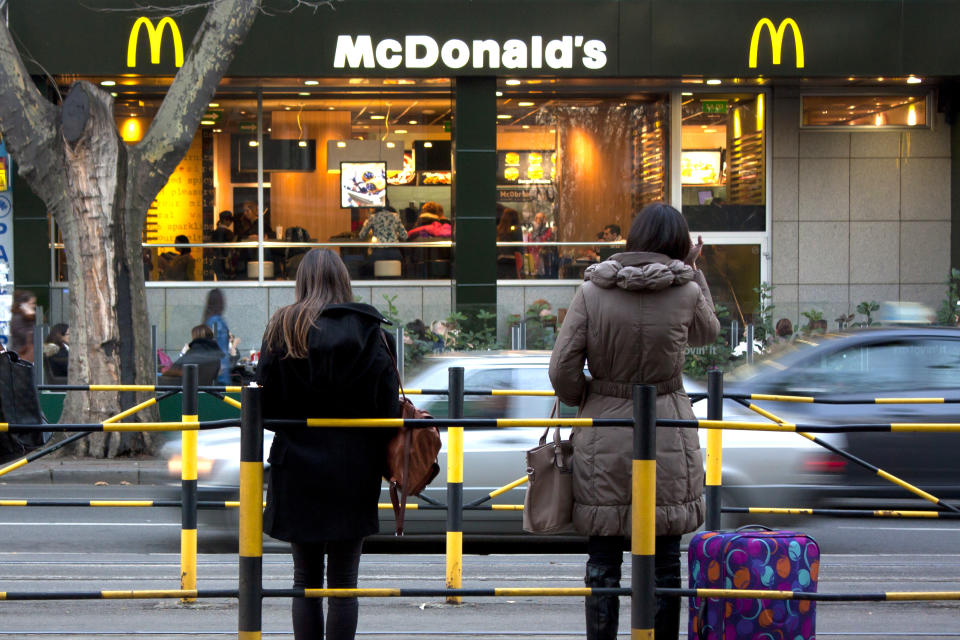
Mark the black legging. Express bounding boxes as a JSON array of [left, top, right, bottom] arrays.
[[291, 538, 364, 640], [586, 534, 682, 639]]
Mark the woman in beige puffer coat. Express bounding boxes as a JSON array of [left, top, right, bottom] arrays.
[[549, 203, 719, 640]]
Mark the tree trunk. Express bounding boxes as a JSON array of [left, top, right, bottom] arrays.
[[56, 83, 157, 457]]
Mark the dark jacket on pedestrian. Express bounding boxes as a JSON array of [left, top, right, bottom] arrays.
[[548, 251, 720, 537], [255, 303, 400, 543], [160, 337, 224, 385]]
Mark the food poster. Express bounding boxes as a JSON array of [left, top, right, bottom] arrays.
[[0, 141, 12, 348], [387, 151, 416, 186], [497, 150, 556, 186]]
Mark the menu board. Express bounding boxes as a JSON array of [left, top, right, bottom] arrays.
[[681, 150, 723, 185], [497, 150, 556, 186]]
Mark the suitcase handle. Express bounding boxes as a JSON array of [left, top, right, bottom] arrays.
[[735, 524, 774, 532]]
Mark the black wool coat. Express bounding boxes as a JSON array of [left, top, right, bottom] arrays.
[[255, 303, 400, 543]]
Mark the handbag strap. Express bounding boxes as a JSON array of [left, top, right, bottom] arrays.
[[380, 330, 412, 535]]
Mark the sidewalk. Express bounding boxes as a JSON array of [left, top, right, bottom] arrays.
[[0, 458, 169, 485]]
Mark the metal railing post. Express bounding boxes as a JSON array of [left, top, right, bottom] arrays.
[[519, 321, 527, 349], [631, 384, 657, 640], [151, 325, 159, 379], [446, 366, 465, 604], [32, 324, 44, 385], [746, 323, 755, 364], [511, 324, 519, 350], [730, 320, 739, 354], [238, 383, 264, 640], [180, 363, 199, 603], [705, 369, 724, 532], [394, 326, 405, 384]]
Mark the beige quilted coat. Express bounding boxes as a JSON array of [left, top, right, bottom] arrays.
[[548, 251, 720, 537]]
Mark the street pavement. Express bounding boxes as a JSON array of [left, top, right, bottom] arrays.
[[1, 461, 960, 638]]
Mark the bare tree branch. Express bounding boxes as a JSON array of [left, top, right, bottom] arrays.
[[0, 16, 66, 206], [131, 0, 258, 205]]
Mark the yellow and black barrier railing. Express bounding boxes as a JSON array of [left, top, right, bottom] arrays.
[[0, 418, 238, 433], [724, 506, 960, 519], [38, 383, 242, 394], [726, 391, 960, 405]]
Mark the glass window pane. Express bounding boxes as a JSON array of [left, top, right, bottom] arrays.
[[681, 94, 766, 232], [697, 243, 762, 327], [801, 95, 928, 128]]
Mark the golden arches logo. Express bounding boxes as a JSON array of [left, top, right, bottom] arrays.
[[748, 18, 804, 69], [127, 17, 184, 68]]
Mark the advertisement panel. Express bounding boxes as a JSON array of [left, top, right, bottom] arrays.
[[0, 141, 13, 349]]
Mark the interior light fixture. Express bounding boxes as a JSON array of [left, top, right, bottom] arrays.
[[285, 106, 291, 111], [304, 80, 319, 86], [299, 92, 309, 96], [209, 102, 219, 108], [907, 76, 922, 84], [706, 79, 722, 85], [424, 141, 433, 148], [200, 120, 215, 126], [386, 142, 396, 148], [681, 92, 693, 96], [110, 92, 118, 97], [518, 101, 535, 107], [248, 140, 259, 147], [213, 129, 222, 133], [704, 128, 718, 133], [876, 77, 885, 82], [337, 141, 347, 148], [496, 91, 503, 97], [549, 129, 556, 134], [505, 79, 521, 86], [100, 80, 116, 87], [521, 125, 530, 129], [497, 114, 512, 119], [370, 115, 385, 120], [408, 120, 418, 125], [394, 129, 408, 134]]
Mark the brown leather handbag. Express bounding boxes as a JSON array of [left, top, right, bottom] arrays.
[[381, 334, 441, 535]]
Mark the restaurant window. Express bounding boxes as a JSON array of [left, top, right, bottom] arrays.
[[801, 94, 929, 129], [680, 94, 766, 233], [495, 92, 668, 280], [51, 78, 454, 283]]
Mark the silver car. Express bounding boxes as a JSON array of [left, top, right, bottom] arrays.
[[162, 350, 821, 536]]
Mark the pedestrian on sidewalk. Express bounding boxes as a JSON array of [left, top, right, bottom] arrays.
[[548, 202, 720, 640], [255, 248, 399, 640]]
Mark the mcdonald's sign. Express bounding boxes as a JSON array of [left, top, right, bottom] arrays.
[[127, 16, 183, 68], [748, 17, 804, 69]]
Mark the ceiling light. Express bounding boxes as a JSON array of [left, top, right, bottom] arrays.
[[521, 125, 530, 129], [848, 105, 856, 110], [299, 92, 309, 96], [518, 101, 535, 107], [706, 79, 722, 85], [408, 120, 418, 125], [386, 142, 396, 148], [876, 77, 885, 82], [213, 129, 222, 133], [907, 76, 922, 84], [703, 128, 717, 133], [370, 115, 385, 120], [336, 141, 347, 148], [208, 102, 219, 108], [549, 129, 556, 134], [298, 140, 308, 147], [200, 120, 215, 126], [110, 92, 118, 97], [505, 79, 521, 86], [497, 114, 512, 119], [394, 129, 408, 134], [328, 107, 335, 110], [682, 92, 693, 96], [248, 140, 258, 147], [424, 141, 433, 148], [285, 106, 291, 111], [496, 91, 503, 97], [100, 80, 116, 87], [304, 80, 319, 86]]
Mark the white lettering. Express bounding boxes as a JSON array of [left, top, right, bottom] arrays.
[[502, 39, 528, 69], [440, 39, 471, 69], [472, 39, 500, 69], [333, 34, 375, 69], [531, 35, 543, 69], [405, 35, 439, 68], [375, 38, 402, 68], [582, 39, 607, 70], [545, 36, 573, 69]]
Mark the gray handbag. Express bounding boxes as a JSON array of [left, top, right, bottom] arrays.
[[522, 418, 576, 535]]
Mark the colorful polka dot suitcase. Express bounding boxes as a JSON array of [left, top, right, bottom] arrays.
[[688, 526, 819, 640]]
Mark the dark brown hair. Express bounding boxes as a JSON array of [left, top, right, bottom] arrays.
[[46, 323, 69, 347], [191, 324, 214, 341], [625, 202, 691, 261], [202, 288, 225, 322], [262, 248, 353, 359]]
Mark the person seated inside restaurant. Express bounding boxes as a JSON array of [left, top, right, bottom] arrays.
[[596, 223, 623, 261], [407, 202, 452, 240], [496, 207, 523, 279], [159, 324, 225, 385], [42, 323, 70, 384], [211, 210, 238, 280], [158, 235, 195, 280], [359, 206, 407, 274]]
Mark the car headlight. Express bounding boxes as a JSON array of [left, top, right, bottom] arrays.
[[167, 455, 216, 478]]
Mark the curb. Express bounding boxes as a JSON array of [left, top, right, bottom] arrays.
[[0, 460, 171, 485]]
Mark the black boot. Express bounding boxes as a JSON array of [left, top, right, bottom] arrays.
[[585, 562, 621, 640]]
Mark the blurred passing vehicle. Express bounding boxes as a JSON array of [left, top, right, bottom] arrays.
[[724, 327, 960, 510], [163, 350, 823, 536]]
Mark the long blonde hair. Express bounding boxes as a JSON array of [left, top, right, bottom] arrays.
[[262, 248, 353, 358]]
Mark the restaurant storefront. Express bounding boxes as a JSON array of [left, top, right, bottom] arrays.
[[7, 0, 958, 354]]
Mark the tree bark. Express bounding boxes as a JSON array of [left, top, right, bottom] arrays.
[[0, 0, 260, 456]]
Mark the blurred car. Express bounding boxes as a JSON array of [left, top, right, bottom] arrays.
[[162, 350, 822, 536], [722, 327, 960, 510]]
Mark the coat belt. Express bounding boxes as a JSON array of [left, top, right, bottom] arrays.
[[588, 375, 684, 398]]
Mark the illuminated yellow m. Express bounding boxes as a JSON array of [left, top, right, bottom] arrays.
[[749, 18, 804, 69], [127, 17, 184, 68]]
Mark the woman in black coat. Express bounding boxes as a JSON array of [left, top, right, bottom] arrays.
[[255, 248, 399, 640]]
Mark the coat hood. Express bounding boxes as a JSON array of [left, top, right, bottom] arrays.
[[584, 251, 695, 292]]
